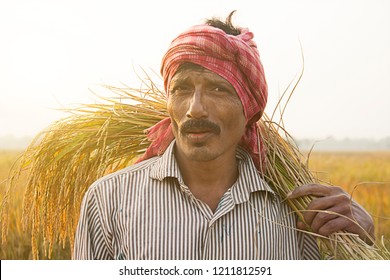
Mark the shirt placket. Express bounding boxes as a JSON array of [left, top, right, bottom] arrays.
[[177, 181, 237, 259], [202, 190, 235, 259]]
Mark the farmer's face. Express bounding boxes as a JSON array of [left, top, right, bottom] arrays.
[[167, 65, 246, 162]]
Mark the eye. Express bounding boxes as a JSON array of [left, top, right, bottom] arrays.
[[170, 85, 192, 95], [210, 86, 228, 94]]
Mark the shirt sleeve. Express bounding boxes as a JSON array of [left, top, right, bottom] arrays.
[[73, 185, 114, 260]]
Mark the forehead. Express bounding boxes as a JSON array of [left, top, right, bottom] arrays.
[[171, 63, 234, 87]]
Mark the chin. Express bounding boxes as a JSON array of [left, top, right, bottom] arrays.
[[189, 151, 217, 162], [183, 146, 220, 162]]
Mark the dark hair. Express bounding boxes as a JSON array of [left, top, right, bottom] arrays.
[[205, 10, 241, 36]]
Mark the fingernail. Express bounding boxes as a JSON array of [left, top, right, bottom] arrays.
[[297, 220, 305, 229]]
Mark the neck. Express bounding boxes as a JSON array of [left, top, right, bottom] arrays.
[[174, 147, 239, 212]]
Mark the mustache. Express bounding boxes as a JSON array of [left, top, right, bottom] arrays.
[[180, 119, 221, 134]]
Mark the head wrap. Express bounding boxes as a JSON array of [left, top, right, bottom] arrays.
[[136, 24, 268, 171]]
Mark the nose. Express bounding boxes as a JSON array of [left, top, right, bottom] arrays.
[[186, 88, 208, 119]]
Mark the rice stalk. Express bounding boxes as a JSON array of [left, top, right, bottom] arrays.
[[1, 74, 389, 259]]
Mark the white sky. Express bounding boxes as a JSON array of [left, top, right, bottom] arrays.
[[0, 0, 389, 140]]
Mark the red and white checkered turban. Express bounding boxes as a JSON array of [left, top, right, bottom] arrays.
[[136, 24, 268, 171]]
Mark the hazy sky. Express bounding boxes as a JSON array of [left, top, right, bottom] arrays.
[[1, 0, 389, 140]]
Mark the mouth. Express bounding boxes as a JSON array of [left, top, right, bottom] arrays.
[[184, 128, 213, 134], [180, 120, 220, 143], [183, 129, 214, 142]]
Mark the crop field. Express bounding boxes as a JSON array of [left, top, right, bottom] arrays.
[[0, 149, 389, 259], [305, 151, 390, 241]]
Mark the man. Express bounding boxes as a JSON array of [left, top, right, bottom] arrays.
[[73, 13, 374, 260]]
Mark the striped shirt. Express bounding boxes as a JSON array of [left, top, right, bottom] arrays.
[[73, 141, 320, 260]]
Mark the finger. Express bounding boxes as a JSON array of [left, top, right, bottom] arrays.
[[306, 200, 357, 235], [317, 216, 351, 237], [287, 184, 332, 199], [310, 206, 344, 233], [288, 184, 345, 199], [302, 196, 339, 226], [296, 219, 308, 231]]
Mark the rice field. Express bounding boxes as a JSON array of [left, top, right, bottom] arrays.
[[305, 151, 390, 242], [0, 149, 389, 259]]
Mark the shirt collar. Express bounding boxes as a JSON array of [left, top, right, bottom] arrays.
[[149, 140, 275, 203], [149, 140, 182, 181], [231, 147, 275, 204]]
